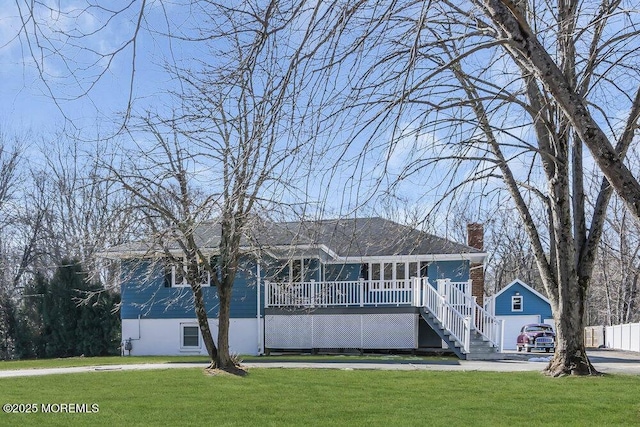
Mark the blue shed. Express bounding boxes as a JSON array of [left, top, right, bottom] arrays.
[[485, 279, 553, 350]]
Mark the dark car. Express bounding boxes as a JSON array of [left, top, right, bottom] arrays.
[[516, 323, 556, 353]]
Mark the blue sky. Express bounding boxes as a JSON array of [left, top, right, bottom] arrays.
[[1, 1, 187, 135], [3, 0, 626, 240], [0, 1, 512, 236]]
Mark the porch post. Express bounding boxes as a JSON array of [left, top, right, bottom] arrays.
[[359, 278, 364, 307], [310, 279, 316, 308], [472, 296, 478, 328], [422, 278, 428, 309]]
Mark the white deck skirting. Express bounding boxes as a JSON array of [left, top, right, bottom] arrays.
[[265, 313, 418, 350]]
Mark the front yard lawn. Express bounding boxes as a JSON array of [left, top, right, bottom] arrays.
[[1, 368, 639, 426]]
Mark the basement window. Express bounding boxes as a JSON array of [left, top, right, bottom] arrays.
[[181, 325, 200, 348], [512, 295, 523, 312]]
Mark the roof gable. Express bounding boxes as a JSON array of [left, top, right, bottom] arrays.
[[493, 279, 551, 305]]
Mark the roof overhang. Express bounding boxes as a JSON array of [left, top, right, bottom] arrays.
[[335, 252, 487, 264], [99, 247, 486, 264], [98, 243, 343, 261]]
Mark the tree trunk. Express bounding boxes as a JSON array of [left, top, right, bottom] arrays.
[[544, 276, 599, 376], [191, 283, 218, 363], [215, 281, 233, 369]]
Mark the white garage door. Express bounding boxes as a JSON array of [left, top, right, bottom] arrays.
[[497, 315, 540, 350]]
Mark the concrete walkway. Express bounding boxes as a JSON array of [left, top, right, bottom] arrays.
[[1, 349, 638, 378]]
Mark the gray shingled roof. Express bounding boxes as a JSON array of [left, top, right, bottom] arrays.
[[270, 217, 481, 257], [103, 217, 481, 259]]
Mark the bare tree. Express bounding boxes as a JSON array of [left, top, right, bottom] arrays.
[[0, 138, 21, 221], [110, 124, 224, 368], [0, 138, 22, 359], [11, 0, 149, 123], [589, 195, 640, 326], [34, 136, 136, 280], [476, 0, 640, 219], [310, 0, 640, 375], [104, 0, 355, 372]]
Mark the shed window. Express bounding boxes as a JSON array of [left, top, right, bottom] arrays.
[[512, 295, 523, 312]]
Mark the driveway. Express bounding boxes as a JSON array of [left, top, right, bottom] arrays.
[[583, 348, 640, 375], [0, 349, 638, 378]]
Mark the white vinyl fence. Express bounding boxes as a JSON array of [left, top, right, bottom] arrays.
[[604, 323, 640, 352]]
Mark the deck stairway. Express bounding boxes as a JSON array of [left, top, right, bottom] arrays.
[[419, 307, 500, 360], [418, 279, 502, 360]]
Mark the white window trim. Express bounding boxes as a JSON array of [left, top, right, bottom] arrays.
[[367, 262, 420, 291], [180, 323, 201, 350], [284, 257, 320, 283], [289, 258, 305, 283], [171, 257, 212, 288], [512, 295, 523, 312]]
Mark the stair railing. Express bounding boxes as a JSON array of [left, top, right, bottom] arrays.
[[436, 279, 501, 348], [420, 278, 471, 353]]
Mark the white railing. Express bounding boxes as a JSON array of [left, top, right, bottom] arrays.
[[422, 279, 471, 352], [433, 279, 502, 349], [264, 279, 416, 308]]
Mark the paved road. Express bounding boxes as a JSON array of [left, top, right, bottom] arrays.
[[0, 349, 638, 378]]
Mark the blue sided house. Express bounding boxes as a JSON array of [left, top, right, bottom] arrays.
[[484, 279, 554, 350], [104, 217, 504, 360]]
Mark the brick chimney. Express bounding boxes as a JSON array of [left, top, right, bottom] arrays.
[[467, 223, 485, 306]]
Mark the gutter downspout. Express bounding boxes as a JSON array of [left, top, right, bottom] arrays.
[[257, 261, 263, 355]]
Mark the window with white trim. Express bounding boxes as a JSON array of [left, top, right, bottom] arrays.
[[361, 262, 421, 290], [181, 324, 200, 348], [276, 258, 318, 283], [511, 295, 523, 312], [164, 256, 217, 288]]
